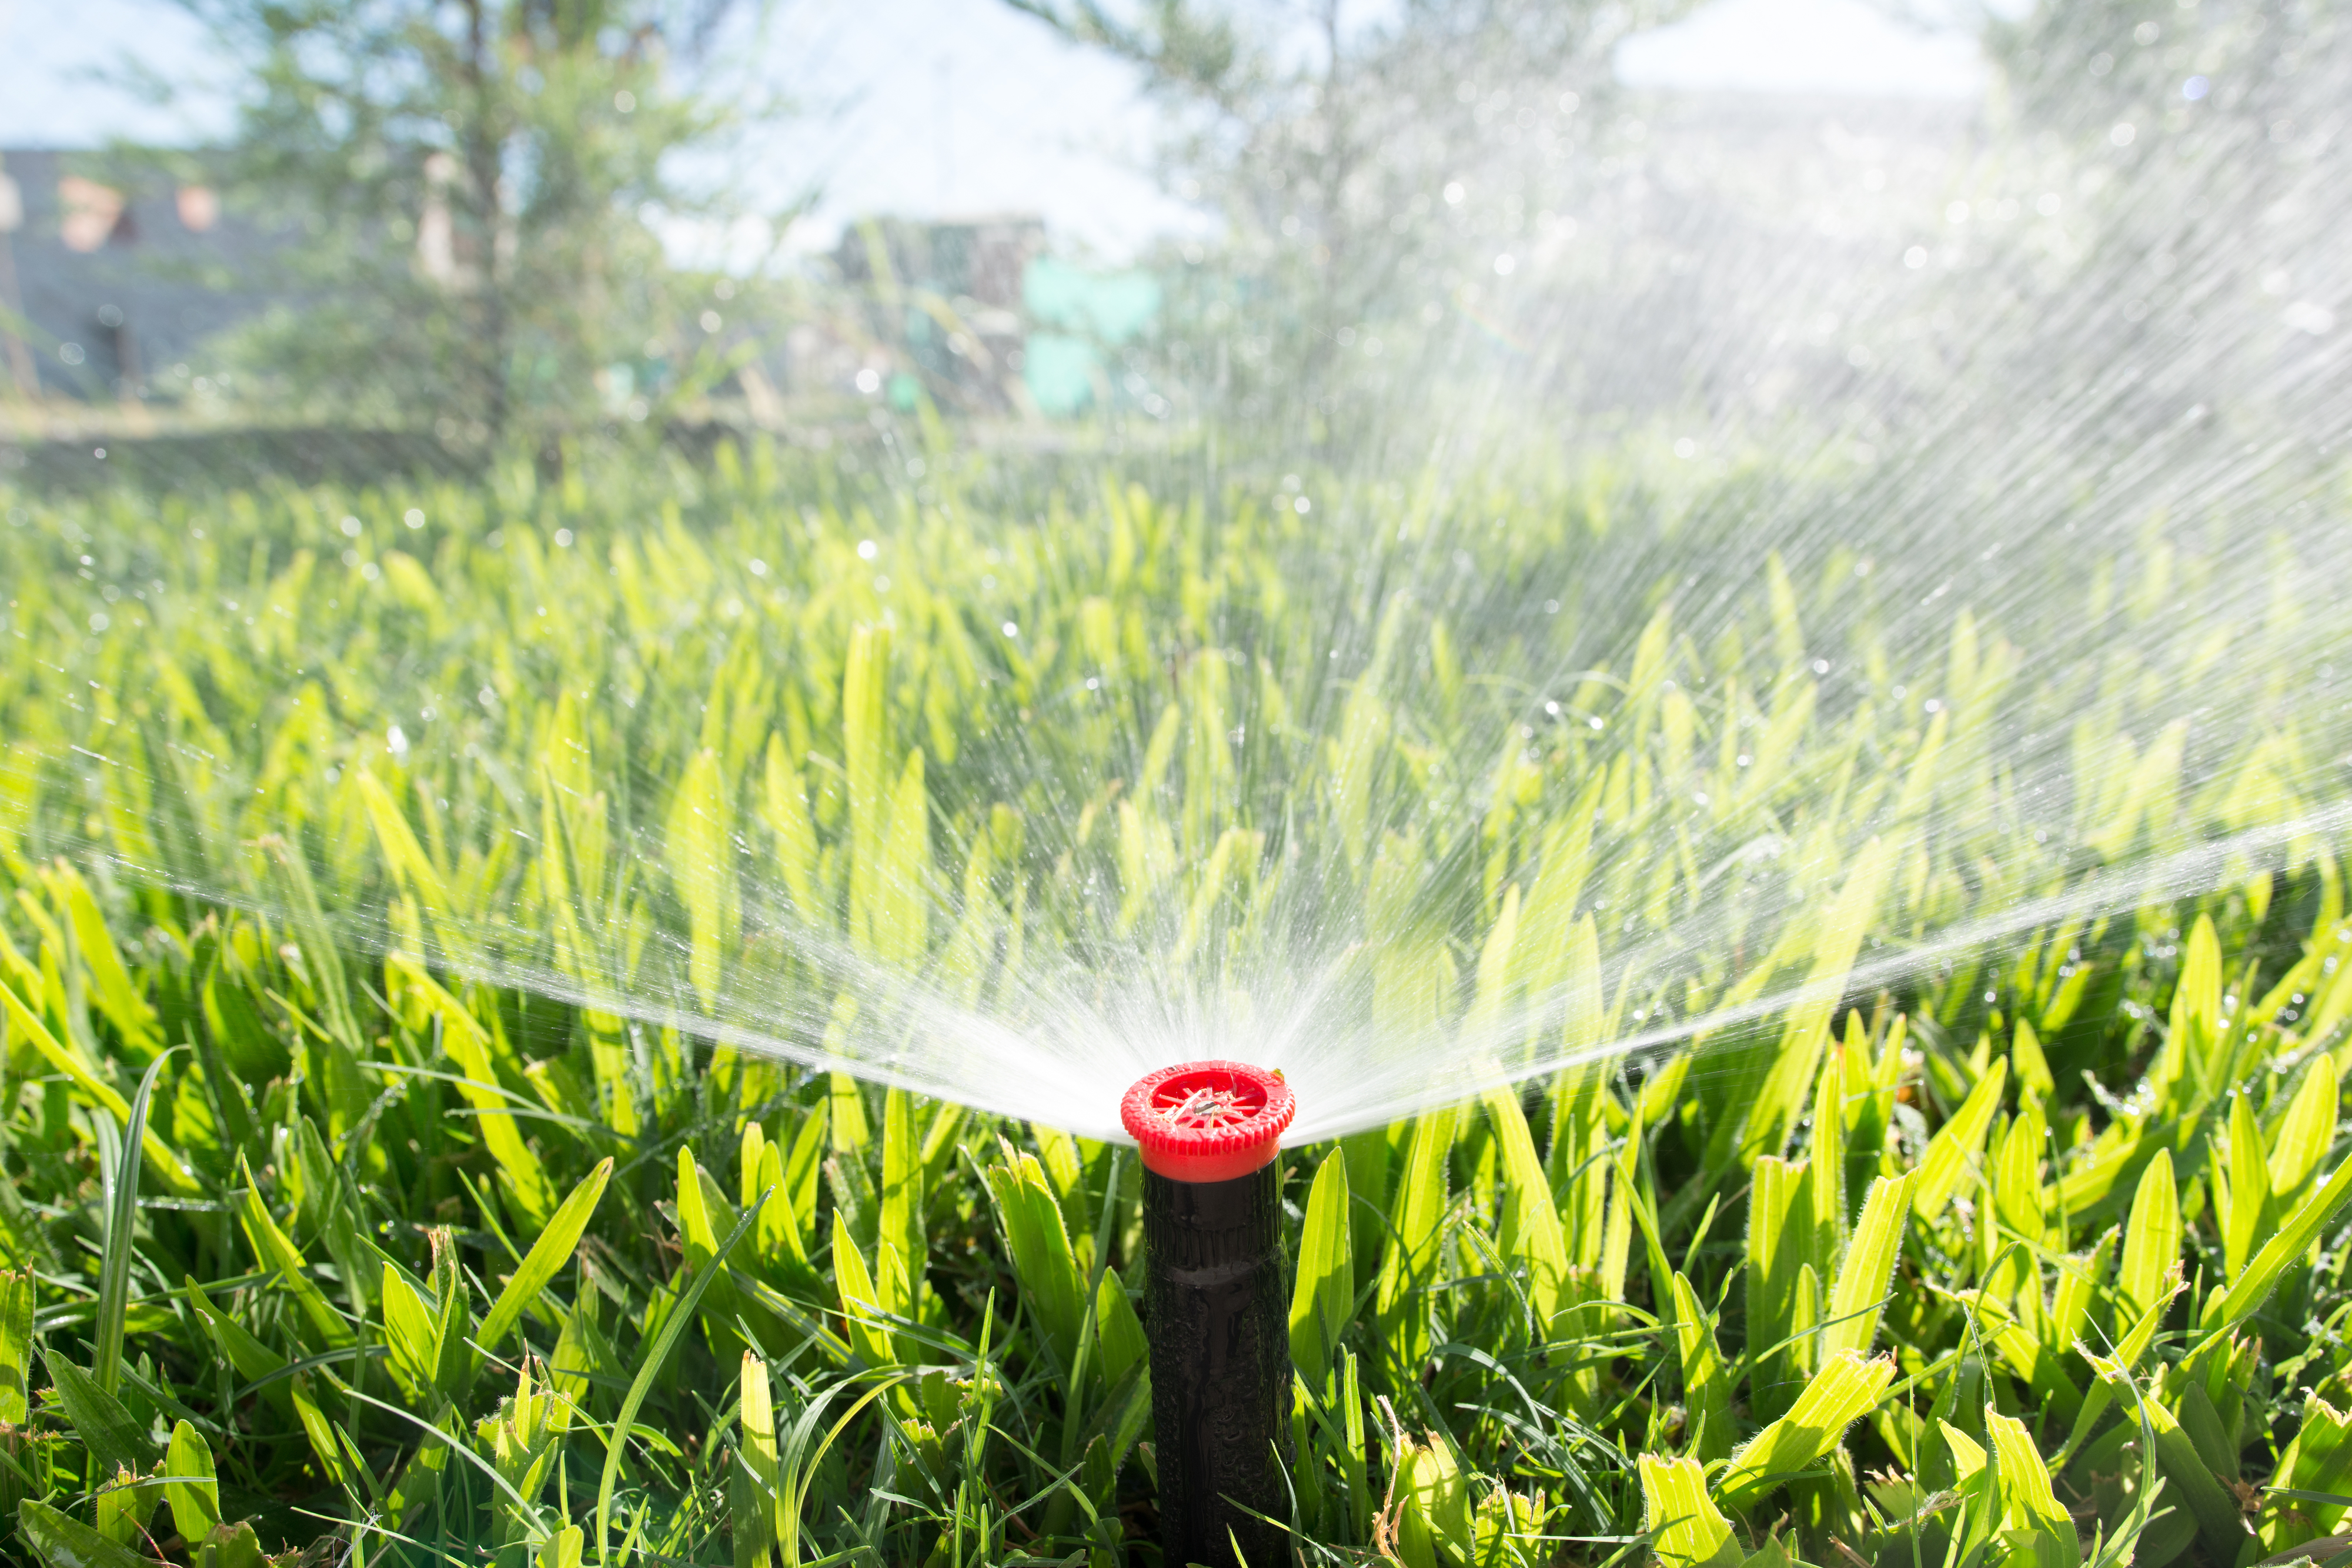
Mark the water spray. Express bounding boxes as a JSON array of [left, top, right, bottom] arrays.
[[1121, 1061, 1297, 1568]]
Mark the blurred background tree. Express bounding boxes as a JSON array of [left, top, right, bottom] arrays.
[[152, 0, 778, 444], [1007, 0, 1694, 450], [1916, 0, 2351, 477]]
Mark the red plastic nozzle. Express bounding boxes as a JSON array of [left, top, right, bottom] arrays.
[[1121, 1061, 1295, 1183]]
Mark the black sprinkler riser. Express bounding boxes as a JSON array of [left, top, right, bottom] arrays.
[[1141, 1162, 1292, 1568]]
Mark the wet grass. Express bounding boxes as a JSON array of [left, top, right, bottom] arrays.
[[0, 441, 2348, 1568]]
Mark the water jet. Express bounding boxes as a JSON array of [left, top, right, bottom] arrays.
[[1122, 1061, 1297, 1568]]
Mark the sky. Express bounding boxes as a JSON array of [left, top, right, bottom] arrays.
[[0, 0, 1991, 260]]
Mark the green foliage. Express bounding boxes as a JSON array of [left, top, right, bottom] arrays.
[[146, 0, 774, 439], [1288, 1148, 1354, 1390], [1012, 0, 1695, 446], [0, 446, 2346, 1568]]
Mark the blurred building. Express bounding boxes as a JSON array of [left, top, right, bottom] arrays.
[[828, 215, 1040, 413], [0, 149, 272, 403], [1, 148, 1174, 426], [827, 215, 1161, 418]]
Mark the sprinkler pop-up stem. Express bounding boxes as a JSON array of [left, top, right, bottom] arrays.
[[1121, 1061, 1297, 1568]]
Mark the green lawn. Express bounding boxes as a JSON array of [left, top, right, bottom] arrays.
[[0, 442, 2347, 1568]]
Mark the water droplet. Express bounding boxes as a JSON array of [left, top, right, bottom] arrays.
[[2285, 302, 2337, 335]]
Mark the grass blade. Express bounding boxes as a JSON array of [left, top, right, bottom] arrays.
[[1914, 1059, 2008, 1223], [16, 1497, 152, 1568], [233, 1152, 354, 1350], [596, 1186, 767, 1567], [1669, 1271, 1732, 1464], [877, 1086, 921, 1320], [479, 1156, 613, 1350], [0, 1271, 32, 1425], [1719, 1348, 1895, 1506], [2211, 1154, 2352, 1331], [1821, 1170, 1916, 1360], [1485, 1086, 1567, 1332], [1987, 1409, 2081, 1567], [43, 1348, 157, 1475], [1638, 1453, 1741, 1568], [2116, 1148, 2180, 1330], [95, 1047, 178, 1397], [163, 1419, 221, 1542], [0, 977, 193, 1195], [2267, 1050, 2339, 1204], [1288, 1147, 1353, 1388]]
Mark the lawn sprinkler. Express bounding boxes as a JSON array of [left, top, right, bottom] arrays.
[[1120, 1061, 1297, 1568]]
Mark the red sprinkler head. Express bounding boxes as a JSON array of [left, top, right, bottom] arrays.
[[1121, 1060, 1295, 1183]]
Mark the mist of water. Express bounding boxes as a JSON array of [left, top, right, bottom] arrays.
[[5, 10, 2351, 1149]]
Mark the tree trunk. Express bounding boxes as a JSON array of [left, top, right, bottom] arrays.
[[461, 0, 511, 443]]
